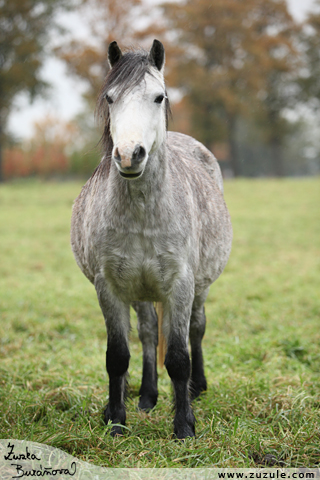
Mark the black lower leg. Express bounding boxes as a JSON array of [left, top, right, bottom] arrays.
[[133, 302, 158, 411], [165, 336, 195, 439], [190, 307, 207, 400], [104, 376, 127, 436], [139, 353, 158, 411], [190, 346, 207, 400], [104, 338, 130, 436]]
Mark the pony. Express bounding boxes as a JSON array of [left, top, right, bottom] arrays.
[[71, 39, 232, 439]]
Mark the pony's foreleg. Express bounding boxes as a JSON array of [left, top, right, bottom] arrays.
[[164, 277, 195, 439], [95, 274, 130, 436], [132, 301, 158, 411], [189, 292, 208, 400]]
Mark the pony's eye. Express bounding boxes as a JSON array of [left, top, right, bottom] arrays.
[[105, 94, 113, 104], [154, 95, 165, 104]]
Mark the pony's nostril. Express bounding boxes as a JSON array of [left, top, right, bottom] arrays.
[[139, 146, 146, 160], [132, 145, 146, 163], [114, 147, 121, 162]]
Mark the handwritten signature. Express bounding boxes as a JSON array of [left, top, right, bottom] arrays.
[[3, 442, 77, 478], [10, 463, 77, 478]]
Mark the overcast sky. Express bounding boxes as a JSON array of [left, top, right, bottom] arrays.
[[8, 0, 317, 140]]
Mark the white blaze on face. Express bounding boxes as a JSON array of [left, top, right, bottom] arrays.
[[109, 68, 167, 175]]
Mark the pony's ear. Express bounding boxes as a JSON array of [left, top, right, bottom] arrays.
[[149, 39, 165, 72], [108, 41, 123, 68]]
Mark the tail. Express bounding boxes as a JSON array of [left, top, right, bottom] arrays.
[[155, 302, 166, 369]]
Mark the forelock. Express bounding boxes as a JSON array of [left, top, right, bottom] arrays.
[[105, 50, 153, 98]]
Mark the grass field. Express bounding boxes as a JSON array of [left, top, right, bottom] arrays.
[[0, 178, 319, 468]]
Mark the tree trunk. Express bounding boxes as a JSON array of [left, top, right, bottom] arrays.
[[228, 114, 241, 177], [0, 121, 3, 183], [270, 136, 285, 177]]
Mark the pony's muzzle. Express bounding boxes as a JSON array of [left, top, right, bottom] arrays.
[[113, 144, 146, 170]]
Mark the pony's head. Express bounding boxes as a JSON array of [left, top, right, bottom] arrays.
[[96, 40, 170, 180]]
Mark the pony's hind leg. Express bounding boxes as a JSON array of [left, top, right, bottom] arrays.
[[95, 274, 130, 436], [132, 301, 158, 411], [189, 292, 208, 400], [164, 276, 196, 439]]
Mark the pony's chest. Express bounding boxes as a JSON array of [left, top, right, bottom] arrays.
[[99, 228, 181, 302]]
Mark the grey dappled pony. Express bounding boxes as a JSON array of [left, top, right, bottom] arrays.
[[71, 39, 232, 439]]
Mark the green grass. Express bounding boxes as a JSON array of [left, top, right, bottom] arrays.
[[0, 178, 319, 468]]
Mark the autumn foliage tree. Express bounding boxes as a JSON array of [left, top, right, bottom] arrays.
[[300, 1, 320, 107], [248, 2, 301, 177], [54, 0, 159, 178], [0, 0, 70, 181], [56, 0, 146, 107], [161, 0, 301, 176]]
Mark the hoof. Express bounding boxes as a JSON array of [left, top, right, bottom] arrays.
[[174, 425, 196, 440], [103, 404, 126, 436], [110, 424, 124, 437], [138, 395, 157, 412], [174, 410, 196, 439], [190, 378, 207, 401]]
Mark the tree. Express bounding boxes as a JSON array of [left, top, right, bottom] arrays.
[[299, 1, 320, 106], [56, 0, 146, 108], [0, 0, 69, 181], [248, 2, 301, 177], [161, 0, 300, 176], [55, 0, 155, 178]]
